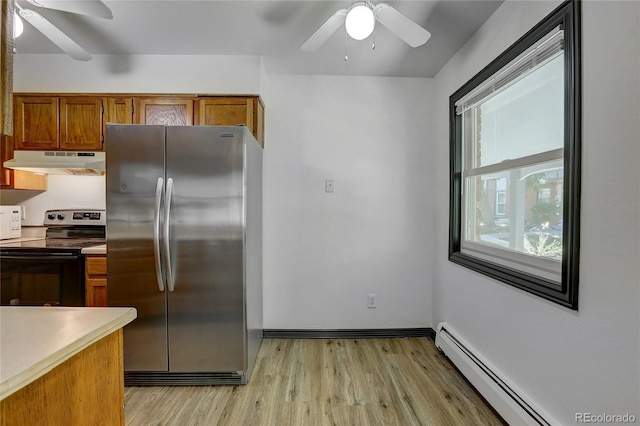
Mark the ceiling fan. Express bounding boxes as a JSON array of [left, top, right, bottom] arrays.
[[300, 1, 431, 52], [14, 0, 113, 61]]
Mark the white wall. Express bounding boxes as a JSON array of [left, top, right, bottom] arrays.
[[12, 54, 434, 330], [0, 175, 105, 226], [14, 54, 262, 94], [432, 1, 640, 423], [262, 74, 434, 329]]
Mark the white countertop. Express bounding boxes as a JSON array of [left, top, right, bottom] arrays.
[[82, 244, 106, 254], [0, 306, 137, 400]]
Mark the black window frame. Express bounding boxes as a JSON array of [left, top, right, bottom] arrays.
[[448, 0, 581, 309]]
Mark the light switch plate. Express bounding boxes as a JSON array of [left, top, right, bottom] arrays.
[[325, 179, 334, 193]]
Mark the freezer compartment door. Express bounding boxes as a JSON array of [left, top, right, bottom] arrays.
[[165, 126, 246, 372], [106, 124, 169, 372]]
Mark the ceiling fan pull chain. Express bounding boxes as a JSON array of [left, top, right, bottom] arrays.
[[344, 29, 349, 61], [369, 0, 376, 50], [372, 27, 376, 50]]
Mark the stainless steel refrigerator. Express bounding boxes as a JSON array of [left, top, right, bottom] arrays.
[[106, 124, 262, 385]]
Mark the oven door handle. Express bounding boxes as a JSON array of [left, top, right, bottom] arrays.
[[153, 177, 165, 292], [163, 177, 175, 292]]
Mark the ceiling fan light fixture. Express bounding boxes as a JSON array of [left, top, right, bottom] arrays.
[[14, 12, 24, 38], [345, 2, 375, 41]]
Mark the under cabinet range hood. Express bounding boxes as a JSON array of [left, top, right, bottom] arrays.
[[3, 151, 106, 175]]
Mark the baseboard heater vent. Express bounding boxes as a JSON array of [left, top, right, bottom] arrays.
[[263, 328, 435, 339], [124, 371, 246, 386], [435, 323, 555, 426]]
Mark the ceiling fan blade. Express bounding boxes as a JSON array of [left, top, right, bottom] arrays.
[[300, 8, 347, 52], [18, 8, 91, 61], [373, 3, 431, 48], [25, 0, 113, 19]]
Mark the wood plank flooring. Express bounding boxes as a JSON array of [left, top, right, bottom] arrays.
[[125, 338, 506, 426]]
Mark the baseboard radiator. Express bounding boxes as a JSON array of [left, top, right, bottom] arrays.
[[435, 323, 555, 426]]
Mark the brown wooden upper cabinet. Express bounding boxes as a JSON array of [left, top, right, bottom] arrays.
[[196, 97, 253, 129], [195, 97, 264, 147], [104, 97, 134, 150], [136, 98, 194, 126], [106, 97, 134, 125], [14, 95, 104, 151], [14, 96, 59, 150], [14, 94, 264, 151], [60, 97, 103, 150]]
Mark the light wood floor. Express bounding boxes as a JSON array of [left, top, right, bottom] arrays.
[[125, 338, 506, 426]]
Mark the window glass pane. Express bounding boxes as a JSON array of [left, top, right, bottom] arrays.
[[463, 158, 563, 261], [470, 54, 565, 168], [496, 190, 507, 215]]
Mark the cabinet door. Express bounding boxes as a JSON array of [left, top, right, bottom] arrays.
[[106, 97, 134, 124], [105, 98, 133, 151], [86, 278, 108, 307], [136, 98, 193, 125], [60, 97, 104, 150], [196, 97, 253, 132], [14, 96, 59, 150], [85, 256, 108, 307]]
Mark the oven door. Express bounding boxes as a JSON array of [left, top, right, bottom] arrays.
[[0, 253, 84, 306]]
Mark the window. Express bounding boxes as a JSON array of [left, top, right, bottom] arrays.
[[449, 0, 581, 309], [537, 188, 551, 204]]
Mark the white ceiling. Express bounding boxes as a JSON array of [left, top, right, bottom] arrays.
[[13, 0, 503, 78]]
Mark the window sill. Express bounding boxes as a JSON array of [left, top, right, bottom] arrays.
[[448, 251, 577, 309]]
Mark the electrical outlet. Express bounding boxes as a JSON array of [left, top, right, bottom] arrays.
[[367, 293, 377, 309]]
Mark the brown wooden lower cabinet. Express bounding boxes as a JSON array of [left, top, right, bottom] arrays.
[[85, 255, 108, 307], [0, 330, 125, 426]]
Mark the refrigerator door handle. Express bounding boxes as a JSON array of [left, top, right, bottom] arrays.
[[153, 177, 165, 292], [164, 177, 176, 292]]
